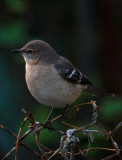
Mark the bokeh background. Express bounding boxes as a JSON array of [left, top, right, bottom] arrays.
[[0, 0, 122, 159]]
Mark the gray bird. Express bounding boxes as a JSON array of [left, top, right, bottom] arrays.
[[11, 40, 114, 109]]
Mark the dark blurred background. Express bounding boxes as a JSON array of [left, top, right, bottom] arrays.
[[0, 0, 122, 159]]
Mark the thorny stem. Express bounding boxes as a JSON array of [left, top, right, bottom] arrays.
[[0, 101, 121, 160], [0, 124, 42, 159]]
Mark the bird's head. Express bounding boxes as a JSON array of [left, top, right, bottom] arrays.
[[11, 40, 54, 64]]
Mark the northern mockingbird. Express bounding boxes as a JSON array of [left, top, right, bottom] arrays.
[[11, 40, 114, 109]]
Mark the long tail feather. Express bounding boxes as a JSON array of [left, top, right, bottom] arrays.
[[85, 84, 115, 98]]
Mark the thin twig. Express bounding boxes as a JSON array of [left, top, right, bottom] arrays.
[[75, 101, 96, 109], [107, 121, 122, 139], [76, 145, 91, 160], [47, 148, 60, 160], [1, 101, 121, 160], [62, 121, 80, 129], [0, 124, 17, 138], [0, 124, 42, 159], [74, 147, 116, 156], [2, 147, 16, 160], [15, 116, 29, 160]]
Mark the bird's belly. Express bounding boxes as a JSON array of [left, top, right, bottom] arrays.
[[26, 65, 82, 108]]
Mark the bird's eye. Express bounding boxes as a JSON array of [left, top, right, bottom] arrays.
[[27, 49, 34, 54]]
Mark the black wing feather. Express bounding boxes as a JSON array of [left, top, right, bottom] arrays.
[[54, 56, 92, 85], [54, 56, 115, 98]]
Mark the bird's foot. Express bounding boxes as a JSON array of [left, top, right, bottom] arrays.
[[42, 107, 55, 131], [43, 120, 54, 131]]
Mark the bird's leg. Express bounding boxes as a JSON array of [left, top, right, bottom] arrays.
[[43, 107, 54, 131], [62, 104, 70, 120], [46, 107, 54, 121]]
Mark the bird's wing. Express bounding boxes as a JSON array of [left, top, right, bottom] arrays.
[[54, 56, 92, 85], [54, 56, 115, 98]]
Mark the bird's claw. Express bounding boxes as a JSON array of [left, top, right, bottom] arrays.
[[43, 120, 54, 131]]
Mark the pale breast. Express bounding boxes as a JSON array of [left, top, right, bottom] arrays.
[[25, 63, 82, 108]]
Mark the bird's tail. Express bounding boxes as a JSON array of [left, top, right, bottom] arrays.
[[85, 84, 115, 98]]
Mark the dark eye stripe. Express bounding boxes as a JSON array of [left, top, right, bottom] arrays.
[[27, 49, 34, 54]]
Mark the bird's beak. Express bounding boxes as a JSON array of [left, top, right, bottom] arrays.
[[11, 49, 22, 54]]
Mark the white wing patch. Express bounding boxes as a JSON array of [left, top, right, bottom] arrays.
[[69, 68, 76, 78], [66, 68, 83, 83]]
